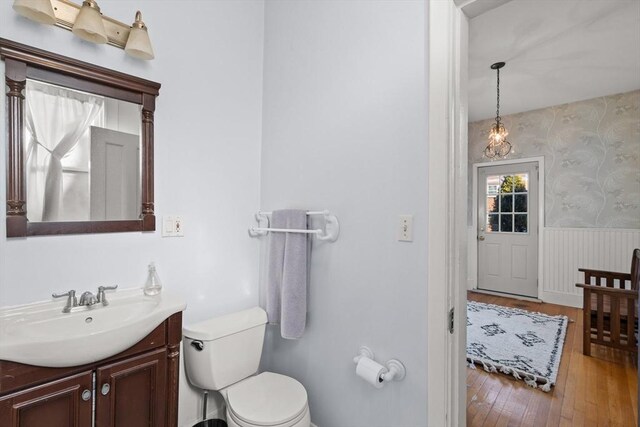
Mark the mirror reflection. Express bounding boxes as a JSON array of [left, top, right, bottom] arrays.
[[24, 79, 142, 222]]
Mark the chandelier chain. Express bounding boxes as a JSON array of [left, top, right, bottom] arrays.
[[496, 67, 501, 123]]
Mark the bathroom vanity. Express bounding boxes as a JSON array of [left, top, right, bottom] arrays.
[[0, 287, 186, 427], [0, 312, 182, 427]]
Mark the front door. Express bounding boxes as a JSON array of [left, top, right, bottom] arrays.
[[477, 162, 538, 298]]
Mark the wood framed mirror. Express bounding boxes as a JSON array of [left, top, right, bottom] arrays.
[[1, 38, 160, 237]]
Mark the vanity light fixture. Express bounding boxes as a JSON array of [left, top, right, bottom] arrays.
[[72, 0, 108, 44], [124, 11, 154, 60], [11, 0, 155, 60], [12, 0, 56, 25], [484, 62, 512, 159]]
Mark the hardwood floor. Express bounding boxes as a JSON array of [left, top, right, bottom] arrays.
[[467, 292, 638, 427]]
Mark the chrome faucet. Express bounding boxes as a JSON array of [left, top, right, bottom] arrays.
[[53, 285, 118, 313], [52, 290, 77, 313], [79, 291, 98, 307]]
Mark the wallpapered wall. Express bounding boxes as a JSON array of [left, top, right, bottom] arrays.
[[469, 90, 640, 229]]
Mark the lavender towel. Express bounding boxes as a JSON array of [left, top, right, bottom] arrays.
[[266, 209, 308, 339]]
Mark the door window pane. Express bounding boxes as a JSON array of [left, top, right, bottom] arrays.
[[514, 194, 527, 212], [500, 175, 514, 192], [501, 174, 528, 192], [500, 214, 513, 232], [487, 196, 499, 213], [487, 175, 500, 195], [514, 214, 528, 233], [500, 195, 513, 212], [513, 174, 529, 192], [487, 214, 499, 232]]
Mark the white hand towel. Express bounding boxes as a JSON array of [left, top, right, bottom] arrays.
[[266, 209, 308, 339]]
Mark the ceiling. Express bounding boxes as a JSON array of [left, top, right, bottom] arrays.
[[454, 0, 513, 19], [468, 0, 640, 122]]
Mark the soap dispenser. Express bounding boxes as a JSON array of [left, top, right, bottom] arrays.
[[143, 262, 163, 296]]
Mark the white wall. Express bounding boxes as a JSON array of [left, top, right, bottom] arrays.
[[259, 2, 429, 426], [0, 2, 265, 426]]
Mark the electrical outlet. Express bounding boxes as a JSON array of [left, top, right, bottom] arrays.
[[398, 215, 413, 242], [162, 216, 184, 237], [174, 216, 184, 237]]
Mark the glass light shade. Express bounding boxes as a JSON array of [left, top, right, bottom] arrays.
[[488, 123, 508, 144], [125, 13, 154, 60], [72, 1, 108, 44], [13, 0, 56, 25], [484, 122, 512, 159]]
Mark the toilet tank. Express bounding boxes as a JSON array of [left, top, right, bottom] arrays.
[[183, 307, 268, 391]]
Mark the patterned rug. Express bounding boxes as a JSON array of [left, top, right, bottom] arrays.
[[467, 301, 569, 392]]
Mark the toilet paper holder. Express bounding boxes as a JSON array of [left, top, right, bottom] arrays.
[[353, 346, 406, 383]]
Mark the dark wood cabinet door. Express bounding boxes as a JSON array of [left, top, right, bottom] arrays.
[[95, 348, 167, 427], [0, 371, 93, 427]]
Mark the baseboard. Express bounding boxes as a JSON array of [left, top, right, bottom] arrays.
[[540, 290, 582, 308], [469, 288, 542, 303], [469, 288, 583, 309]]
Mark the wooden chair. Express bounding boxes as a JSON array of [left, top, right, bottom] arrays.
[[575, 248, 639, 357]]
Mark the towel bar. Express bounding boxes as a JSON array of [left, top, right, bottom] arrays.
[[248, 210, 339, 242], [249, 227, 323, 235], [258, 210, 327, 216]]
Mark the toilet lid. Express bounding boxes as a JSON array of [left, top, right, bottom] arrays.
[[227, 372, 308, 426]]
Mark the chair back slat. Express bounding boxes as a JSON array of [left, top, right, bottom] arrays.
[[626, 296, 636, 349], [610, 298, 620, 345], [597, 293, 604, 342]]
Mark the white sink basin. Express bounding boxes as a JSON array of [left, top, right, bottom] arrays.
[[0, 288, 186, 367]]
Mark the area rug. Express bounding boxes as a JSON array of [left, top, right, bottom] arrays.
[[466, 301, 568, 392]]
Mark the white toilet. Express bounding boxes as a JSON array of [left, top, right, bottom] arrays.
[[183, 307, 311, 427]]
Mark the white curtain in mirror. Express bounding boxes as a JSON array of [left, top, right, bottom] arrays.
[[25, 81, 104, 222]]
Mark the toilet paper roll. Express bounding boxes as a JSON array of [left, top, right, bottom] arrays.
[[356, 357, 386, 389]]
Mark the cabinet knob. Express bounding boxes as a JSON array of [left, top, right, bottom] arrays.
[[82, 389, 92, 401], [101, 383, 111, 396]]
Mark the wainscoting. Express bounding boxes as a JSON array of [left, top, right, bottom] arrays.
[[542, 228, 640, 307], [468, 227, 640, 307]]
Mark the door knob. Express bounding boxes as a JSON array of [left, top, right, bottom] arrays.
[[81, 389, 91, 401], [478, 236, 485, 241], [101, 383, 110, 396]]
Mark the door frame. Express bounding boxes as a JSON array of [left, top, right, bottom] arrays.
[[470, 156, 546, 301], [427, 1, 468, 425]]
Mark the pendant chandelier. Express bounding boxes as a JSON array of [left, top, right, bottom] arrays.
[[484, 62, 512, 159]]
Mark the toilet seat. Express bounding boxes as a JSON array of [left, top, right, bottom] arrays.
[[225, 372, 308, 427]]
